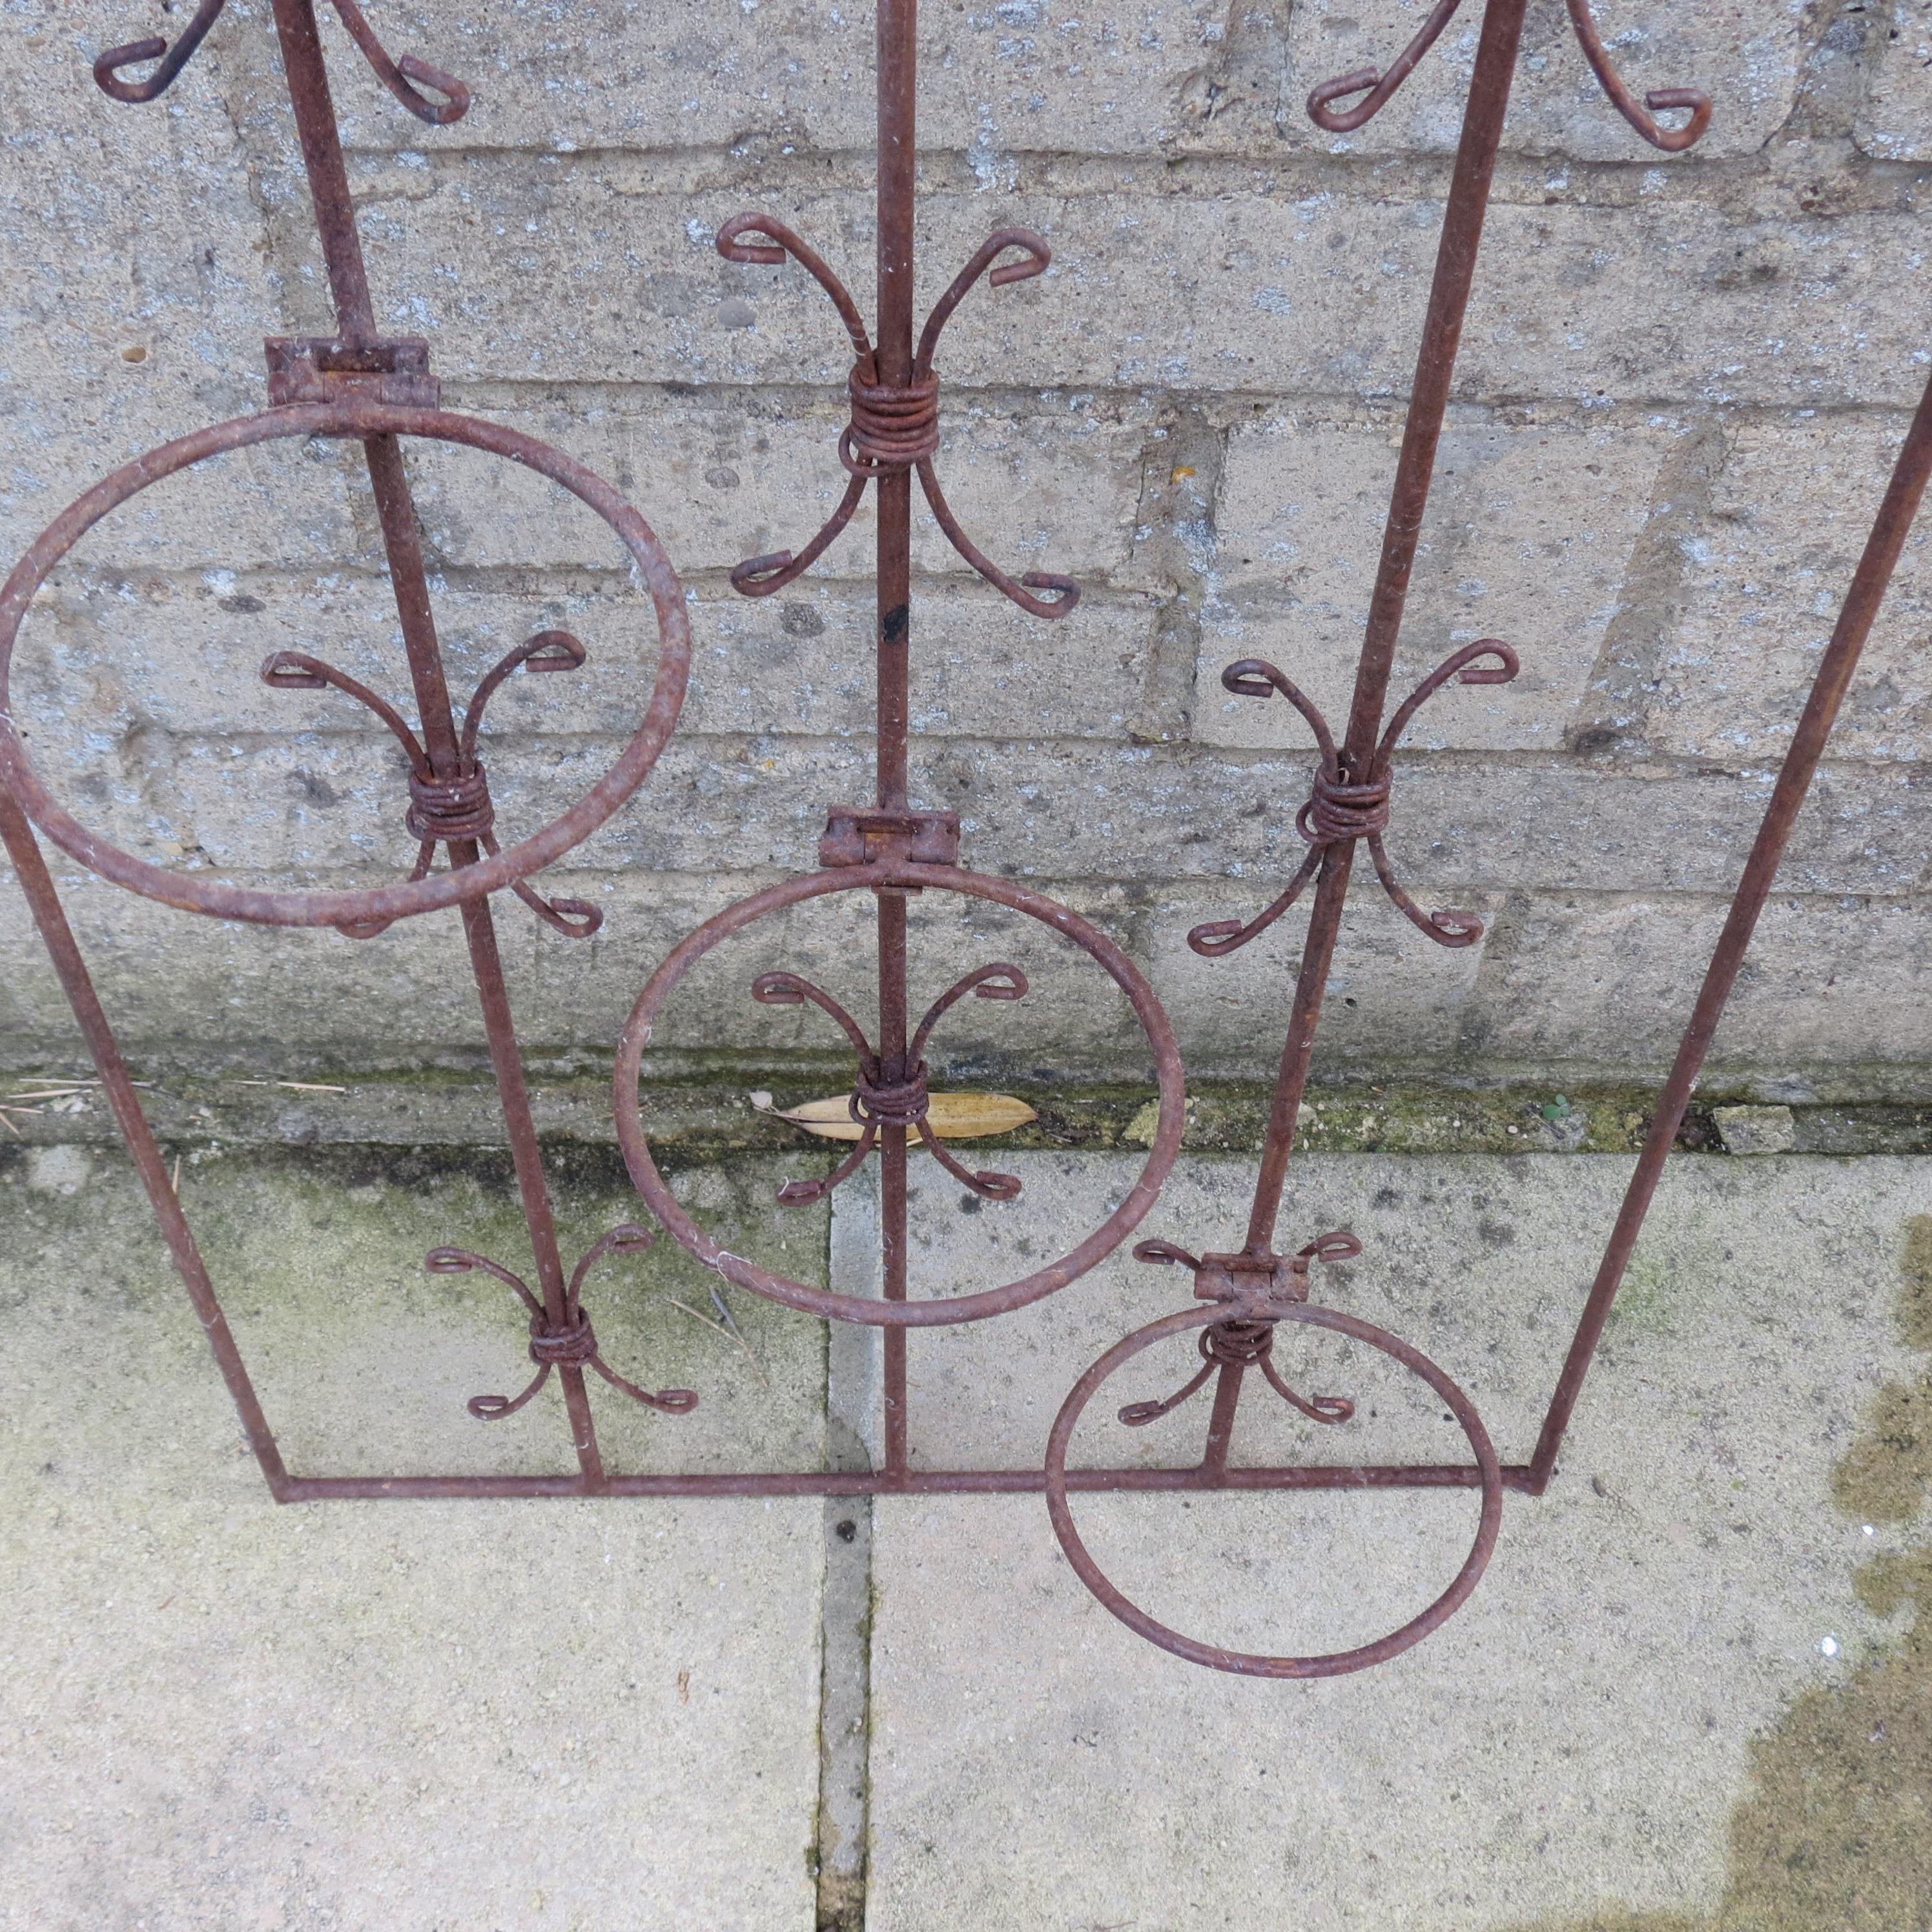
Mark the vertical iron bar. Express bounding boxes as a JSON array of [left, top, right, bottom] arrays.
[[1242, 0, 1528, 1254], [269, 0, 464, 772], [360, 434, 464, 774], [1243, 849, 1353, 1254], [1200, 1363, 1246, 1478], [874, 0, 916, 814], [1527, 362, 1932, 1491], [458, 890, 604, 1487], [0, 790, 292, 1496], [1339, 0, 1528, 765], [874, 0, 918, 1475], [267, 0, 376, 345], [270, 0, 597, 1480]]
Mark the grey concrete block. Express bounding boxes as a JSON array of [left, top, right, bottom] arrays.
[[8, 559, 1160, 745], [398, 385, 1148, 581], [1202, 411, 1669, 754], [318, 0, 1805, 165], [1713, 1100, 1798, 1153], [0, 868, 502, 1055], [1464, 890, 1932, 1080], [1856, 0, 1932, 159], [6, 721, 1927, 913], [325, 0, 1230, 159], [1142, 878, 1500, 1067], [345, 166, 1932, 406], [1645, 414, 1932, 763]]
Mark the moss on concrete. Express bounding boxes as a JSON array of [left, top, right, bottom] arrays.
[[0, 1063, 1838, 1158], [1832, 1215, 1932, 1528]]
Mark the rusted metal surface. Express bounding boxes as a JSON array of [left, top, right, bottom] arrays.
[[1, 0, 692, 1497], [1522, 336, 1932, 1494], [1042, 0, 1716, 1676], [614, 859, 1184, 1330], [10, 0, 1909, 1685], [1045, 1300, 1504, 1679], [1306, 0, 1710, 150], [429, 1226, 699, 1424], [0, 404, 688, 934], [714, 214, 1078, 616], [1185, 642, 1518, 959]]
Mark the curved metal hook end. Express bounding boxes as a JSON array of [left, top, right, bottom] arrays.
[[325, 0, 470, 125], [94, 0, 228, 103], [1306, 65, 1387, 134], [1133, 1238, 1202, 1271]]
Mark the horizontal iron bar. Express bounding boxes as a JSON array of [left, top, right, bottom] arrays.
[[276, 1462, 1539, 1501]]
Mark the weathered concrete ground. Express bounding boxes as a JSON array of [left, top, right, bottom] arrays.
[[1, 1142, 1927, 1930]]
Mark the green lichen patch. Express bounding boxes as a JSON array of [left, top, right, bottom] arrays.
[[1833, 1216, 1932, 1525], [1705, 1545, 1932, 1932]]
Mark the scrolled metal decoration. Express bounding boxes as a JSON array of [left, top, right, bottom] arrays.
[[1306, 0, 1711, 154], [19, 0, 1902, 1692], [1187, 639, 1518, 959], [429, 1224, 697, 1424], [750, 963, 1029, 1208], [259, 629, 606, 940], [715, 215, 1079, 617]]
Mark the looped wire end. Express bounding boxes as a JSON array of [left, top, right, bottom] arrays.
[[461, 628, 588, 759], [915, 227, 1054, 372], [713, 212, 874, 358], [508, 881, 602, 939], [1306, 65, 1388, 132], [325, 0, 471, 125], [1297, 1229, 1363, 1265], [1565, 0, 1711, 153], [94, 0, 229, 103], [730, 550, 799, 593], [1304, 0, 1467, 133], [1184, 920, 1248, 957], [1133, 1238, 1203, 1271]]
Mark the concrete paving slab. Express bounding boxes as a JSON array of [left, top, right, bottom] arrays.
[[854, 1151, 1931, 1930], [179, 1146, 832, 1481], [0, 1146, 827, 1932]]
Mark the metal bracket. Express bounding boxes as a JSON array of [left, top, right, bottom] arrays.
[[1192, 1250, 1313, 1306], [264, 335, 440, 409], [818, 807, 961, 870]]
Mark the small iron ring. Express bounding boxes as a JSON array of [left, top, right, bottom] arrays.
[[1043, 1301, 1503, 1677], [0, 401, 691, 930], [614, 860, 1185, 1327]]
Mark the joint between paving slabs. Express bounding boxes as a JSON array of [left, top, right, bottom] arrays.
[[816, 1195, 882, 1929]]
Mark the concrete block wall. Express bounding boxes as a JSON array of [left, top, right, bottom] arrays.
[[2, 0, 1929, 1096]]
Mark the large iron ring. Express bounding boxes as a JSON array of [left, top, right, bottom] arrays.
[[0, 401, 690, 929], [613, 861, 1185, 1326], [1044, 1301, 1503, 1676]]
